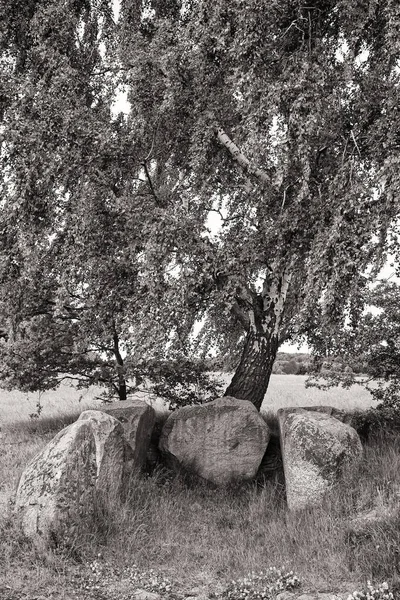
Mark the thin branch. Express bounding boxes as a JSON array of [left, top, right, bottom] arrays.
[[206, 207, 242, 225], [144, 115, 161, 162], [351, 130, 362, 158], [281, 186, 288, 212], [142, 161, 161, 205], [57, 374, 93, 384]]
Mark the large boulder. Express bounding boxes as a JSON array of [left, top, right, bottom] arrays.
[[159, 396, 270, 485], [15, 420, 97, 549], [278, 407, 363, 510], [101, 399, 156, 472], [15, 412, 125, 549]]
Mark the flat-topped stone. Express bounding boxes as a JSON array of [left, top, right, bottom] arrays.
[[100, 399, 156, 471]]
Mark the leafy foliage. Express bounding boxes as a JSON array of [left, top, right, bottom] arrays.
[[349, 405, 400, 443], [307, 281, 400, 410], [115, 0, 400, 405], [0, 0, 218, 405], [1, 0, 400, 406]]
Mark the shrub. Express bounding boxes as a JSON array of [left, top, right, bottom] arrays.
[[340, 582, 394, 600], [281, 360, 300, 375], [222, 567, 300, 600], [349, 406, 400, 443]]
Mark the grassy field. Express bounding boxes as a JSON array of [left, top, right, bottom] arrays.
[[0, 375, 398, 600], [0, 374, 376, 425]]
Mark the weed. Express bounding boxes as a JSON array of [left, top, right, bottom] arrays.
[[222, 567, 300, 599]]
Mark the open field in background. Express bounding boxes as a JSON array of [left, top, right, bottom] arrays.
[[1, 373, 398, 600], [0, 382, 103, 426], [0, 374, 376, 426], [258, 374, 375, 412]]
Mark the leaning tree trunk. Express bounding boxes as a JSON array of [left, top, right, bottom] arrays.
[[113, 323, 127, 400], [225, 324, 279, 411], [225, 265, 292, 411]]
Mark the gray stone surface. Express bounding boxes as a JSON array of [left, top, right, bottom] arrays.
[[276, 594, 343, 600], [278, 407, 362, 510], [78, 410, 125, 498], [15, 411, 127, 549], [133, 590, 161, 600], [101, 399, 156, 471], [15, 420, 98, 549], [159, 396, 270, 485]]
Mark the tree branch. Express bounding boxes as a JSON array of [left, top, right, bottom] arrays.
[[142, 160, 162, 206], [231, 300, 251, 330], [214, 127, 271, 186]]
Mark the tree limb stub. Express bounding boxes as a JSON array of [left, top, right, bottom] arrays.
[[215, 127, 270, 186]]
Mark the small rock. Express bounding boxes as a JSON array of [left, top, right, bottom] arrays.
[[185, 588, 202, 596], [133, 589, 161, 600]]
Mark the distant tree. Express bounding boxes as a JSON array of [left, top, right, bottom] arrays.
[[307, 281, 400, 409], [358, 281, 400, 407], [281, 360, 300, 375]]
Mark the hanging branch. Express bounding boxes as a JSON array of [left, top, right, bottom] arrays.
[[142, 160, 160, 205]]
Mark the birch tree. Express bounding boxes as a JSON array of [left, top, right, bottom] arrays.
[[118, 0, 400, 408], [1, 0, 400, 410]]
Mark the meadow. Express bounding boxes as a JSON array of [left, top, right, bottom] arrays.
[[0, 374, 377, 425], [1, 375, 398, 600]]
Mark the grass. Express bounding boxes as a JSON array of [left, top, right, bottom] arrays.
[[0, 375, 398, 599], [0, 374, 376, 426]]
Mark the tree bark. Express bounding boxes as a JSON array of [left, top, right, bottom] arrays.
[[113, 323, 127, 401], [117, 372, 127, 401], [225, 327, 279, 411], [225, 265, 292, 410]]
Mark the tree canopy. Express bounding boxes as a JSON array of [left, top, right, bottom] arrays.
[[117, 0, 400, 406], [1, 0, 400, 408], [308, 279, 400, 408]]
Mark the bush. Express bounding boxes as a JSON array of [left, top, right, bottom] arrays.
[[296, 362, 311, 375], [145, 358, 224, 410], [349, 405, 400, 443], [281, 360, 300, 375]]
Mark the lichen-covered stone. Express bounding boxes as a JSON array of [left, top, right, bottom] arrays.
[[78, 410, 125, 498], [101, 399, 155, 472], [15, 420, 97, 549], [278, 407, 362, 510], [159, 396, 270, 485]]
